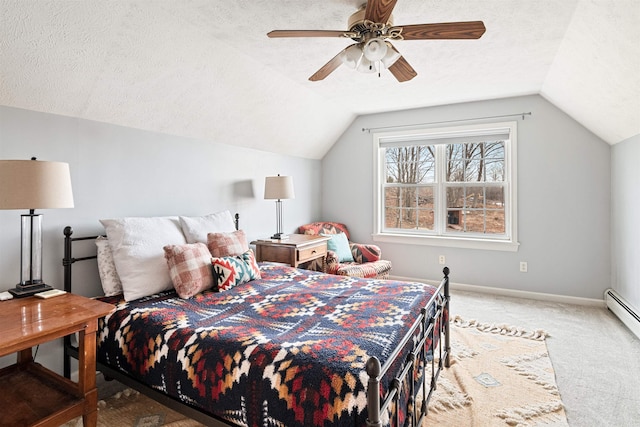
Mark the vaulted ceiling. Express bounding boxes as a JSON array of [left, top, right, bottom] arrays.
[[1, 0, 638, 159]]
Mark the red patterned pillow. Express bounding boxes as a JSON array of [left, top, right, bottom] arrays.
[[211, 249, 261, 292], [163, 243, 213, 299], [207, 230, 249, 257]]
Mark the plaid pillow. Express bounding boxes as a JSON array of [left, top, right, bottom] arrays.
[[163, 243, 213, 299], [207, 229, 249, 257], [211, 249, 261, 292]]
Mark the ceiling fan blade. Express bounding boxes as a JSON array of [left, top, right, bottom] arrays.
[[364, 0, 398, 24], [397, 21, 486, 40], [309, 47, 349, 81], [386, 45, 417, 82], [267, 30, 352, 38], [388, 56, 417, 82]]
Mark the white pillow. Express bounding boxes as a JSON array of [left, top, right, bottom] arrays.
[[95, 236, 123, 296], [100, 217, 187, 301], [179, 210, 236, 244]]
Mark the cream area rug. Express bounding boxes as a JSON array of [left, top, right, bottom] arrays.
[[425, 316, 568, 426], [65, 316, 567, 427]]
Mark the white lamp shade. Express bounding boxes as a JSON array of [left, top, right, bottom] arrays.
[[264, 175, 295, 200], [357, 56, 376, 74], [340, 44, 363, 69], [0, 159, 74, 209], [363, 38, 388, 61], [381, 42, 401, 68]]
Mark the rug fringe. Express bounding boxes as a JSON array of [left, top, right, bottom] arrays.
[[452, 315, 549, 340]]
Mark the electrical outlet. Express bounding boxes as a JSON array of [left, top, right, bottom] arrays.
[[439, 255, 446, 265], [520, 261, 528, 273]]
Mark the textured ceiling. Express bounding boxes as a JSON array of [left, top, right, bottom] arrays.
[[1, 0, 638, 159]]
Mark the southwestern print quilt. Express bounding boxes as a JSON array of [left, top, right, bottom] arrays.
[[96, 264, 440, 427]]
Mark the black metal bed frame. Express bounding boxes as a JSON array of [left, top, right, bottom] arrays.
[[62, 218, 450, 427]]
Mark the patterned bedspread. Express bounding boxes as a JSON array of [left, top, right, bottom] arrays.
[[97, 263, 440, 427]]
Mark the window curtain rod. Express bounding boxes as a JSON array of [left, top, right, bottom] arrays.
[[362, 112, 532, 133]]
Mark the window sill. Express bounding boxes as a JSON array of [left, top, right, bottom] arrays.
[[372, 233, 520, 252]]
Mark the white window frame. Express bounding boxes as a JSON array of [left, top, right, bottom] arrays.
[[372, 121, 519, 252]]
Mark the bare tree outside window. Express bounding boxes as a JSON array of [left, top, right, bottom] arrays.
[[383, 141, 506, 235], [446, 141, 505, 234], [375, 122, 517, 249], [384, 146, 435, 230]]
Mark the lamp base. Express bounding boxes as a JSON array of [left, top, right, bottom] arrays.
[[271, 233, 289, 240], [8, 282, 53, 298]]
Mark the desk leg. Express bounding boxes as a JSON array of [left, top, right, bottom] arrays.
[[78, 320, 99, 427]]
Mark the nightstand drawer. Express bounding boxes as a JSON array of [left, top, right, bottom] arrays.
[[298, 244, 326, 263], [252, 235, 330, 268]]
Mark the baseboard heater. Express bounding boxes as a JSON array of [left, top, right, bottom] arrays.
[[604, 288, 640, 340]]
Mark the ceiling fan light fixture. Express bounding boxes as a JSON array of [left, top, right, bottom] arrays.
[[380, 42, 401, 68], [340, 44, 363, 69], [363, 38, 388, 61], [356, 56, 376, 74]]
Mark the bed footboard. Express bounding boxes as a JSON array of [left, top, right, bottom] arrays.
[[366, 267, 450, 427]]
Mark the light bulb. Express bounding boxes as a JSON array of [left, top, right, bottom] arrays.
[[357, 56, 376, 73], [381, 42, 401, 67], [340, 44, 363, 69], [363, 38, 388, 61]]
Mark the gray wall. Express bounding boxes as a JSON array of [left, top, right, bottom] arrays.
[[611, 135, 640, 310], [0, 105, 321, 372], [322, 95, 611, 300]]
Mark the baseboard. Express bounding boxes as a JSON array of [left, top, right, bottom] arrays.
[[604, 288, 640, 339], [389, 274, 605, 307]]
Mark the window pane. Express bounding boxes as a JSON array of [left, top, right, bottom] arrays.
[[447, 209, 462, 229], [418, 209, 434, 230], [385, 207, 402, 228], [445, 186, 505, 235], [447, 187, 464, 209], [417, 187, 434, 209], [446, 144, 463, 182], [467, 186, 484, 208], [486, 209, 505, 234], [385, 146, 435, 184], [485, 160, 504, 182], [384, 186, 434, 230], [417, 187, 434, 230], [486, 187, 504, 209], [485, 141, 505, 159], [463, 210, 485, 233], [465, 160, 483, 182], [385, 187, 400, 208]]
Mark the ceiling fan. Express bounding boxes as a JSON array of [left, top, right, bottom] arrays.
[[267, 0, 485, 82]]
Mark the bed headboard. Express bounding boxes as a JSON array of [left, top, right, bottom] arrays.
[[62, 212, 240, 293]]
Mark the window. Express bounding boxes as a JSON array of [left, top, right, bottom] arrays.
[[373, 122, 518, 251]]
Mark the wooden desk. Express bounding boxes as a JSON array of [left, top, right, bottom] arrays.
[[0, 293, 114, 427], [252, 234, 330, 268]]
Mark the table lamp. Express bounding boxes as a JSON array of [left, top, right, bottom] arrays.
[[264, 174, 294, 240], [0, 158, 74, 297]]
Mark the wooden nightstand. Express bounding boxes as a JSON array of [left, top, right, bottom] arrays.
[[252, 234, 330, 268], [0, 292, 114, 427]]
